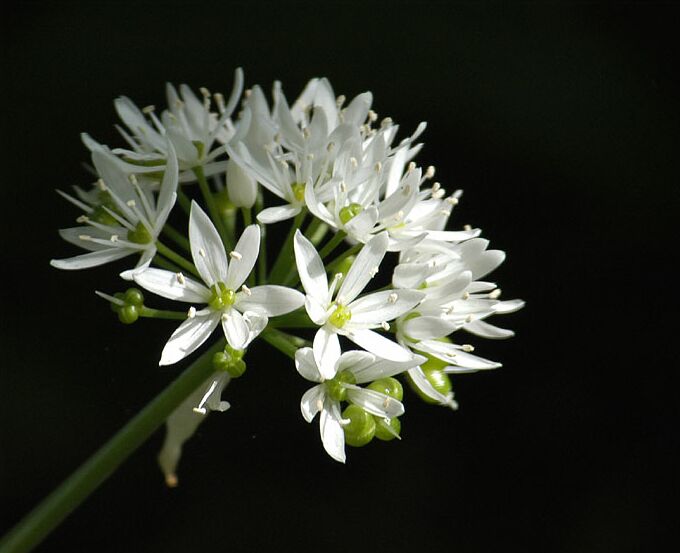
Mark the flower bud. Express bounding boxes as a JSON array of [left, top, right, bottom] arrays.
[[342, 404, 376, 447], [226, 159, 257, 208]]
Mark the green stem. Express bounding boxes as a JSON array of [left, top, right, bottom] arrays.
[[139, 307, 187, 320], [260, 327, 308, 359], [193, 166, 232, 251], [317, 230, 347, 260], [268, 309, 317, 329], [0, 341, 223, 553], [161, 224, 190, 254], [156, 241, 200, 279], [326, 242, 362, 274], [176, 187, 192, 217], [269, 209, 306, 284], [303, 217, 328, 246], [153, 256, 183, 274]]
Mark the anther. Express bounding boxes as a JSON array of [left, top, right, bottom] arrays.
[[407, 161, 416, 173], [350, 157, 358, 169], [214, 92, 225, 111], [339, 181, 347, 193], [432, 189, 445, 199], [465, 315, 473, 323], [381, 117, 393, 128], [187, 306, 196, 318], [464, 224, 472, 231], [199, 248, 206, 257], [126, 200, 136, 208], [79, 234, 92, 241], [110, 235, 119, 243], [97, 179, 107, 191], [388, 292, 398, 304], [316, 398, 324, 411], [241, 284, 252, 296], [229, 250, 243, 261], [382, 397, 391, 408], [462, 292, 470, 300], [425, 166, 436, 179], [303, 127, 310, 139], [176, 272, 186, 285], [381, 321, 390, 331], [221, 312, 229, 321], [76, 215, 89, 224], [244, 88, 252, 98], [368, 109, 378, 122], [142, 105, 156, 114], [336, 95, 346, 108], [439, 209, 451, 217], [128, 174, 138, 185], [432, 182, 441, 193], [199, 87, 210, 98], [462, 344, 475, 352], [327, 141, 335, 152], [489, 289, 501, 299], [193, 407, 207, 415], [446, 196, 459, 205], [369, 266, 379, 278]]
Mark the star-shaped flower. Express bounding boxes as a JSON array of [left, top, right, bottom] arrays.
[[294, 230, 424, 379], [133, 201, 304, 364]]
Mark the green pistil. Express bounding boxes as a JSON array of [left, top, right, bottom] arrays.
[[339, 203, 363, 224], [291, 182, 306, 203], [326, 371, 357, 402], [328, 304, 352, 328], [192, 140, 206, 161], [212, 345, 247, 378], [90, 205, 118, 226], [208, 282, 235, 311], [126, 222, 153, 245]]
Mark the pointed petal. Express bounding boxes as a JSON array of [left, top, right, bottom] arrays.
[[221, 308, 250, 350], [50, 247, 132, 270], [345, 386, 404, 418], [349, 289, 424, 326], [313, 326, 341, 380], [336, 232, 389, 304], [133, 267, 210, 303], [464, 319, 515, 339], [407, 366, 457, 408], [236, 285, 304, 316], [256, 204, 301, 224], [154, 141, 179, 233], [351, 355, 426, 383], [320, 399, 346, 463], [300, 385, 325, 422], [294, 230, 329, 302], [159, 313, 220, 366], [346, 328, 412, 361], [295, 347, 323, 383], [189, 200, 228, 286], [226, 224, 260, 289]]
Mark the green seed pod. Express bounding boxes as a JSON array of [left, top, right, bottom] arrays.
[[325, 371, 357, 402], [227, 359, 247, 378], [110, 292, 125, 313], [367, 377, 404, 401], [342, 404, 376, 447], [126, 222, 153, 245], [124, 288, 144, 307], [118, 304, 139, 324], [407, 366, 452, 404], [374, 416, 401, 441], [338, 202, 363, 224], [212, 351, 231, 372]]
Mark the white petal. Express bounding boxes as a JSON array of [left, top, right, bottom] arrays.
[[402, 315, 456, 341], [313, 326, 341, 380], [221, 308, 249, 350], [336, 232, 388, 304], [494, 299, 526, 314], [226, 158, 257, 208], [345, 328, 412, 361], [305, 296, 328, 325], [154, 141, 179, 233], [349, 289, 424, 326], [407, 366, 456, 407], [464, 319, 515, 339], [160, 313, 220, 366], [133, 268, 210, 303], [294, 230, 329, 302], [189, 200, 228, 286], [242, 311, 268, 346], [225, 224, 260, 290], [319, 399, 346, 463], [236, 285, 304, 316], [50, 247, 132, 270], [416, 339, 501, 370], [300, 385, 325, 423], [295, 347, 323, 383], [335, 351, 375, 376], [256, 204, 301, 224], [351, 355, 426, 384], [345, 386, 404, 418]]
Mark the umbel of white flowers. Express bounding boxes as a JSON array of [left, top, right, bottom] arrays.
[[51, 68, 524, 481]]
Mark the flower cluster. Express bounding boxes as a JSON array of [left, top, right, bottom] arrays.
[[52, 69, 523, 480]]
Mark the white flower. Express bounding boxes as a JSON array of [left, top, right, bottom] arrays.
[[294, 230, 424, 378], [85, 68, 245, 183], [158, 370, 231, 487], [295, 346, 424, 463], [51, 142, 178, 278], [133, 201, 304, 365]]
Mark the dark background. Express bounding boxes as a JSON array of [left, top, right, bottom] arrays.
[[1, 2, 677, 552]]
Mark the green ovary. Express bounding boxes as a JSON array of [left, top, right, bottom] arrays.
[[127, 222, 153, 244], [208, 282, 236, 310], [291, 182, 306, 203], [325, 371, 357, 402], [328, 304, 352, 328], [339, 203, 363, 224]]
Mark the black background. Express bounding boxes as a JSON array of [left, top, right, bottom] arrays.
[[1, 2, 677, 552]]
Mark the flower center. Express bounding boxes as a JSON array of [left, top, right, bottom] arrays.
[[291, 182, 306, 203], [339, 203, 363, 224], [126, 222, 153, 244], [328, 304, 352, 328], [325, 370, 356, 402], [208, 282, 236, 310]]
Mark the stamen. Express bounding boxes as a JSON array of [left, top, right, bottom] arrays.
[[464, 224, 472, 231], [462, 344, 475, 352], [432, 182, 441, 193], [176, 272, 186, 285], [110, 235, 119, 243], [432, 189, 445, 199], [369, 266, 379, 278], [350, 157, 358, 169], [241, 284, 252, 296], [489, 289, 501, 299], [199, 86, 210, 98], [425, 166, 436, 179], [187, 306, 196, 318], [126, 200, 136, 208], [142, 105, 155, 114], [244, 88, 252, 98], [368, 109, 378, 122], [465, 315, 473, 323], [327, 141, 335, 152], [381, 117, 393, 128], [316, 398, 324, 411], [302, 127, 310, 139], [79, 234, 92, 241], [439, 209, 451, 217], [214, 92, 225, 112], [199, 248, 206, 257], [229, 250, 242, 261], [382, 397, 391, 408], [462, 292, 470, 300], [128, 174, 138, 185], [97, 179, 107, 191], [339, 181, 347, 193], [336, 95, 346, 108], [407, 161, 416, 173], [388, 292, 398, 304], [446, 196, 459, 205], [76, 215, 89, 224], [381, 321, 390, 331], [221, 312, 229, 321]]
